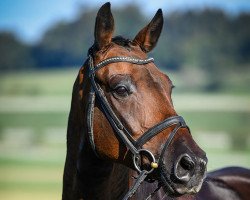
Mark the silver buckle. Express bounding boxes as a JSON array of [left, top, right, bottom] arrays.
[[133, 149, 158, 174]]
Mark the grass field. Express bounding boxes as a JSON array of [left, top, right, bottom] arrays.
[[0, 69, 250, 199]]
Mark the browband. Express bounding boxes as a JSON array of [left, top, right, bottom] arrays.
[[89, 56, 154, 75]]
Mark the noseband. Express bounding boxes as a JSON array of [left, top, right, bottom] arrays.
[[83, 55, 189, 199]]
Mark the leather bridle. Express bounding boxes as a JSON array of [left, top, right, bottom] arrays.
[[83, 54, 189, 199]]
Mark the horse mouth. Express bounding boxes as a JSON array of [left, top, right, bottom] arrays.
[[159, 170, 188, 197], [158, 168, 205, 197]]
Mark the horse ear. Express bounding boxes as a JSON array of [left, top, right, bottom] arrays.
[[94, 2, 114, 50], [133, 9, 163, 53]]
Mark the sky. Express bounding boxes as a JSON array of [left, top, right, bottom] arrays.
[[0, 0, 250, 43]]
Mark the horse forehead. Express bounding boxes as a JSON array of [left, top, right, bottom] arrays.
[[108, 43, 146, 56], [94, 44, 170, 87], [95, 43, 146, 62], [97, 60, 165, 85]]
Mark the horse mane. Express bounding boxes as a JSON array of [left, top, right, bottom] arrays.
[[88, 36, 132, 56], [112, 36, 132, 48]]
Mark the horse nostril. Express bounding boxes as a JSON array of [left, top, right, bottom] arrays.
[[180, 155, 195, 171], [173, 154, 195, 183]]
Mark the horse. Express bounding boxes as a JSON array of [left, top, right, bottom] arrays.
[[62, 2, 250, 200]]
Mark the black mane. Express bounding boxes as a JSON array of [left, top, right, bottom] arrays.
[[112, 36, 131, 47], [88, 36, 132, 56]]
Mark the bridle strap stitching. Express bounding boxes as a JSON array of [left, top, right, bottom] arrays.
[[122, 170, 149, 200], [92, 77, 125, 130], [153, 125, 183, 196], [90, 73, 139, 155], [158, 124, 184, 164], [86, 88, 98, 155], [91, 56, 154, 74], [135, 116, 186, 148], [85, 57, 100, 157]]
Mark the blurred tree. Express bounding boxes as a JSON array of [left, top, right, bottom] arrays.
[[113, 5, 146, 38], [32, 10, 96, 68], [234, 13, 250, 65], [0, 32, 34, 71], [5, 6, 250, 72], [32, 5, 146, 68], [1, 5, 250, 92]]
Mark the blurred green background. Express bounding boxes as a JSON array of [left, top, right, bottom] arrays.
[[0, 0, 250, 199]]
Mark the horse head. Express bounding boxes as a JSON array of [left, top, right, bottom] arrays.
[[66, 2, 208, 199]]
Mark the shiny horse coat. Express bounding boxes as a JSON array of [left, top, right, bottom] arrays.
[[62, 2, 250, 200]]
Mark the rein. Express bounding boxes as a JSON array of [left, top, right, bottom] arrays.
[[82, 54, 189, 199]]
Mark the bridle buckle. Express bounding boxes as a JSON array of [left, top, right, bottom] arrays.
[[133, 149, 158, 174]]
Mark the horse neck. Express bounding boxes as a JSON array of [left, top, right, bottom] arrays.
[[78, 145, 129, 200]]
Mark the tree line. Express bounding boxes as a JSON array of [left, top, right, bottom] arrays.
[[1, 5, 250, 74]]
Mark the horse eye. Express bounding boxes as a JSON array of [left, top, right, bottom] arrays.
[[114, 86, 128, 97]]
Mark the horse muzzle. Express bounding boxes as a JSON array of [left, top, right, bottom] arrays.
[[160, 152, 207, 197]]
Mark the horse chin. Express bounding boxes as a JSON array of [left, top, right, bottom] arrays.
[[166, 184, 203, 197], [160, 173, 182, 197], [160, 171, 204, 197]]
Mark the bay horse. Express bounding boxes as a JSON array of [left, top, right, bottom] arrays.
[[62, 2, 250, 200]]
